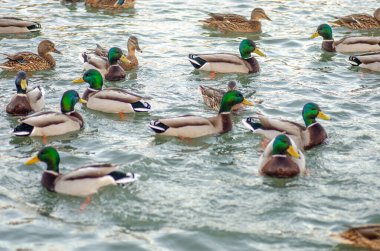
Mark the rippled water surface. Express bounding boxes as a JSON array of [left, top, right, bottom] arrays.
[[1, 0, 380, 250]]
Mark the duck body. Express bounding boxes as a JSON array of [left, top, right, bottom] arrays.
[[85, 0, 135, 9], [329, 8, 380, 30], [0, 17, 41, 34], [331, 224, 380, 250], [348, 52, 380, 71]]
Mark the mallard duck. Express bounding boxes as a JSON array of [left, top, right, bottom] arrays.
[[73, 69, 151, 113], [13, 90, 85, 137], [85, 0, 135, 9], [149, 90, 253, 138], [0, 40, 61, 71], [82, 47, 129, 81], [202, 8, 271, 33], [242, 103, 330, 151], [93, 36, 142, 71], [348, 52, 380, 71], [259, 134, 305, 178], [188, 39, 265, 74], [331, 224, 380, 250], [310, 24, 380, 53], [0, 17, 41, 34], [329, 8, 380, 30], [6, 71, 45, 116]]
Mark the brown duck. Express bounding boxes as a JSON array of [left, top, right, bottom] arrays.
[[331, 224, 380, 250], [329, 8, 380, 30]]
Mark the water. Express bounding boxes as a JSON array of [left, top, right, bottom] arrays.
[[0, 0, 380, 250]]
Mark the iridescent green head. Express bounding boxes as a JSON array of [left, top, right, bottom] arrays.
[[311, 24, 333, 40], [73, 69, 103, 90], [272, 134, 300, 158], [108, 47, 129, 65], [15, 71, 28, 94], [25, 147, 60, 173], [60, 90, 86, 114], [239, 39, 265, 59], [302, 102, 330, 127], [219, 90, 253, 113]]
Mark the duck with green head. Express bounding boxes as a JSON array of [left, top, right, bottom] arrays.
[[188, 39, 265, 74], [259, 134, 305, 178], [242, 102, 330, 151], [73, 69, 151, 113], [149, 90, 253, 138], [13, 90, 86, 137], [6, 71, 45, 116], [310, 24, 380, 53]]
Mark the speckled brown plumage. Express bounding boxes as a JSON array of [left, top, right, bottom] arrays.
[[333, 225, 380, 250], [329, 8, 380, 30], [85, 0, 135, 9]]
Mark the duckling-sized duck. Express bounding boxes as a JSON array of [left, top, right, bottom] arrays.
[[189, 39, 265, 74], [242, 103, 330, 151], [259, 134, 305, 178], [0, 17, 41, 34], [331, 224, 380, 250], [348, 52, 380, 72], [329, 8, 380, 30], [6, 71, 45, 116], [0, 40, 61, 71], [310, 24, 380, 53], [202, 8, 271, 33], [13, 90, 85, 137], [85, 0, 135, 9], [82, 47, 129, 81], [25, 146, 138, 210], [73, 69, 151, 113], [149, 90, 253, 138]]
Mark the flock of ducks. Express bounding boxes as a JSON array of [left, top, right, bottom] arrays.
[[1, 2, 380, 250]]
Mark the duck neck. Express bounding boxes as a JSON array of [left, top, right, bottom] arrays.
[[41, 53, 56, 67], [128, 46, 136, 56], [219, 112, 233, 133], [322, 40, 335, 52]]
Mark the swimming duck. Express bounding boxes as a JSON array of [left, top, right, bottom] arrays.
[[13, 90, 85, 137], [0, 17, 41, 34], [242, 103, 330, 151], [0, 40, 61, 71], [149, 90, 253, 138], [82, 47, 129, 81], [25, 146, 138, 210], [329, 8, 380, 30], [6, 71, 45, 116], [188, 39, 265, 74], [93, 36, 142, 71], [310, 24, 380, 53], [73, 69, 151, 113], [259, 134, 306, 178], [331, 224, 380, 250], [202, 8, 271, 33], [348, 52, 380, 72], [85, 0, 135, 9]]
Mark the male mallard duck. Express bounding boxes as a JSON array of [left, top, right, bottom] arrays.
[[149, 90, 253, 138], [202, 8, 271, 33], [188, 39, 265, 74], [73, 69, 151, 113], [0, 17, 41, 34], [331, 224, 380, 250], [259, 134, 305, 178], [25, 146, 138, 210], [82, 47, 129, 81], [329, 8, 380, 30], [310, 24, 380, 53], [242, 103, 330, 151], [93, 36, 142, 71], [13, 90, 85, 137], [85, 0, 135, 9], [348, 52, 380, 72], [6, 71, 45, 116], [0, 40, 61, 71]]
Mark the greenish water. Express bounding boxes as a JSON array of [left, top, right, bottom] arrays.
[[1, 0, 380, 250]]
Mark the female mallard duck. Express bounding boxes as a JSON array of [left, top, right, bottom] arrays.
[[6, 71, 45, 116], [0, 40, 61, 71], [310, 24, 380, 53], [149, 90, 253, 138], [85, 0, 135, 9], [329, 8, 380, 30], [13, 90, 85, 137], [93, 36, 142, 71], [202, 8, 271, 33], [82, 47, 129, 81], [73, 69, 151, 113], [242, 103, 330, 151], [348, 52, 380, 72], [259, 134, 305, 178], [331, 224, 380, 250], [25, 146, 138, 210], [188, 39, 265, 74], [0, 17, 41, 34]]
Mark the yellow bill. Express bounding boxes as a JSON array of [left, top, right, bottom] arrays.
[[73, 77, 85, 84], [254, 48, 266, 57], [20, 79, 28, 90], [310, 32, 320, 39], [120, 54, 131, 64], [287, 145, 300, 158], [242, 99, 254, 106], [79, 98, 87, 104], [25, 156, 40, 165], [317, 111, 330, 120]]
